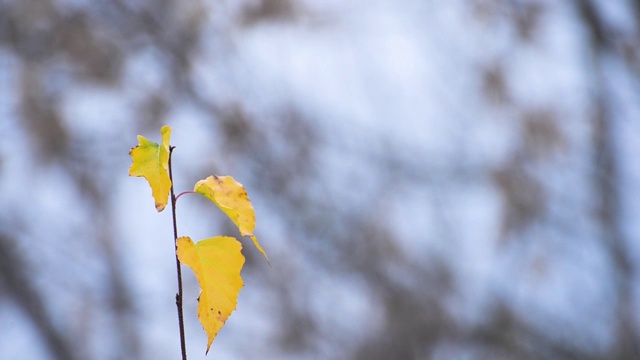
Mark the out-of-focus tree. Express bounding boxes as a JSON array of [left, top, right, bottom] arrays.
[[0, 0, 639, 359]]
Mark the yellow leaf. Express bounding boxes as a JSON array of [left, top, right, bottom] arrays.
[[128, 125, 172, 212], [194, 175, 269, 263], [176, 236, 244, 354]]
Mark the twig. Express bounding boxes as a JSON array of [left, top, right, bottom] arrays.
[[169, 146, 188, 360]]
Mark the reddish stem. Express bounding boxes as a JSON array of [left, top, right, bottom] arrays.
[[175, 190, 197, 202]]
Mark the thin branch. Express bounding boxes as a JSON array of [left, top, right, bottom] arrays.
[[169, 146, 188, 360]]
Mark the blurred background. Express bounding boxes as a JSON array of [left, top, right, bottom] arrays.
[[1, 0, 640, 359]]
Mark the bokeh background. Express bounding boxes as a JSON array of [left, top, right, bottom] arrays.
[[1, 0, 640, 359]]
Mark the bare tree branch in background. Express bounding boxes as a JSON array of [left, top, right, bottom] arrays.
[[0, 232, 79, 360], [577, 0, 640, 357]]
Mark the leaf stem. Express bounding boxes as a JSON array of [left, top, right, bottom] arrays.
[[175, 190, 197, 202], [169, 146, 188, 360]]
